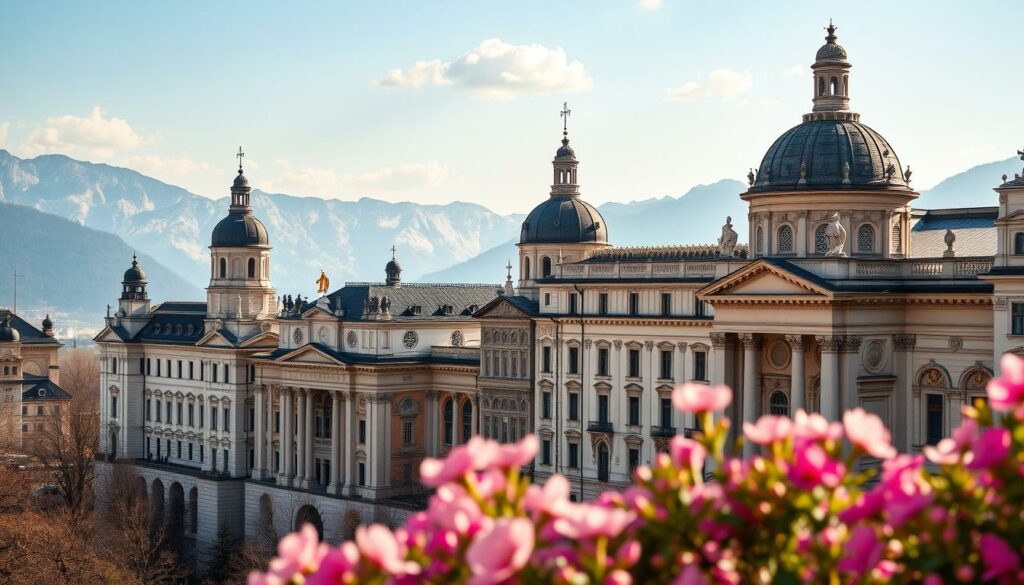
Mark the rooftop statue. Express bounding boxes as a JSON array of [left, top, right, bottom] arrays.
[[824, 212, 847, 257], [718, 216, 738, 257]]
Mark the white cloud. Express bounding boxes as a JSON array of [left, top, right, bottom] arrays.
[[121, 153, 211, 177], [20, 107, 149, 158], [665, 69, 753, 103], [0, 122, 9, 147], [266, 159, 449, 197], [782, 64, 805, 77], [638, 0, 664, 10], [376, 38, 592, 100]]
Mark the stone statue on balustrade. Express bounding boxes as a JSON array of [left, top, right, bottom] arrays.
[[717, 216, 738, 257], [824, 212, 847, 257]]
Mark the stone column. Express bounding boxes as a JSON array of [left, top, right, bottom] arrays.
[[892, 335, 916, 452], [343, 391, 358, 496], [378, 394, 391, 487], [450, 391, 460, 447], [676, 342, 688, 429], [738, 333, 761, 456], [328, 391, 342, 495], [816, 336, 843, 420], [425, 390, 440, 456], [841, 337, 863, 414], [295, 390, 307, 487], [279, 387, 292, 485], [471, 394, 479, 436], [304, 390, 315, 488], [785, 335, 806, 414], [709, 332, 729, 422], [266, 388, 275, 474], [254, 385, 265, 479]]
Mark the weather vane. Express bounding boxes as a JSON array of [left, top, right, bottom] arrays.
[[236, 146, 245, 172], [560, 102, 571, 137]]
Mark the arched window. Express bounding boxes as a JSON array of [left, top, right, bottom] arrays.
[[769, 390, 789, 416], [443, 399, 453, 445], [219, 257, 227, 278], [523, 257, 531, 280], [462, 401, 473, 442], [891, 222, 903, 254], [542, 256, 552, 278], [756, 226, 764, 255], [830, 76, 839, 95], [818, 77, 825, 96], [814, 224, 829, 254], [597, 443, 610, 482], [248, 258, 256, 278], [1015, 232, 1024, 255], [857, 225, 875, 253], [777, 225, 794, 253]]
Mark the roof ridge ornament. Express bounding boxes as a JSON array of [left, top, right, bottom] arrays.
[[825, 19, 837, 43]]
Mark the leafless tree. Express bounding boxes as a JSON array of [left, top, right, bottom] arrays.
[[59, 347, 100, 399]]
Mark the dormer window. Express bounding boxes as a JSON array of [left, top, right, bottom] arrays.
[[467, 304, 479, 314], [409, 305, 422, 316], [440, 305, 454, 316]]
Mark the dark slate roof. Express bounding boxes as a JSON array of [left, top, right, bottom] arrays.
[[256, 342, 479, 366], [21, 375, 71, 401], [211, 211, 269, 247], [748, 120, 910, 193], [910, 208, 997, 258], [325, 282, 502, 322], [520, 195, 608, 245], [130, 302, 208, 345], [583, 244, 749, 263], [473, 295, 539, 318], [0, 310, 60, 346]]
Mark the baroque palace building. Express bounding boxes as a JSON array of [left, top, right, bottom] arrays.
[[98, 23, 1024, 571]]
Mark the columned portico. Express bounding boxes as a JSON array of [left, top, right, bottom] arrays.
[[817, 336, 842, 420], [279, 387, 293, 486], [738, 333, 761, 455], [786, 335, 807, 413]]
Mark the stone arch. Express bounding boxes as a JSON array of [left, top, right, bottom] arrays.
[[756, 225, 764, 255], [188, 486, 198, 535], [294, 504, 324, 540], [219, 257, 227, 279], [248, 257, 257, 278], [959, 365, 992, 392], [768, 389, 789, 416], [596, 441, 610, 482], [856, 223, 875, 253], [150, 478, 165, 529], [542, 256, 552, 278], [776, 224, 794, 254], [916, 363, 951, 388], [523, 256, 531, 280], [168, 482, 185, 552]]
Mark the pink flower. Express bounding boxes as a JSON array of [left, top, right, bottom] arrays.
[[428, 483, 487, 535], [743, 415, 793, 446], [843, 408, 896, 459], [465, 518, 534, 585], [252, 524, 326, 585], [980, 533, 1021, 581], [987, 353, 1024, 412], [672, 383, 732, 413], [789, 443, 845, 490], [792, 410, 843, 443], [673, 564, 710, 585], [551, 503, 636, 540], [924, 438, 961, 465], [355, 524, 420, 576], [967, 428, 1011, 470], [525, 473, 572, 519], [493, 434, 539, 468], [605, 569, 633, 585], [837, 525, 883, 575], [420, 445, 476, 487], [669, 435, 707, 471], [306, 542, 359, 585]]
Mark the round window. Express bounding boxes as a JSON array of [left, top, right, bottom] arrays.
[[767, 340, 791, 370], [403, 331, 418, 349]]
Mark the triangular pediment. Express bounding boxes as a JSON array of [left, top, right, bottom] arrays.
[[474, 296, 532, 319], [700, 260, 832, 300], [93, 326, 127, 343], [274, 345, 346, 365], [195, 330, 236, 348], [239, 331, 280, 348]]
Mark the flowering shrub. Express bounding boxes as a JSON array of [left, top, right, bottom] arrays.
[[250, 353, 1024, 584]]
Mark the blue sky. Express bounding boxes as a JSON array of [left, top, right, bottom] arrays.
[[1, 1, 1019, 213]]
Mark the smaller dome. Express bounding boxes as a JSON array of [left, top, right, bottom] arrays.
[[0, 316, 19, 343], [520, 196, 608, 245], [386, 258, 401, 273], [42, 314, 53, 329], [211, 213, 270, 247], [123, 255, 147, 284], [815, 23, 848, 63], [233, 169, 249, 189], [555, 138, 576, 160]]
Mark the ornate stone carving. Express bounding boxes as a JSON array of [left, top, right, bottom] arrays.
[[994, 297, 1008, 311], [949, 336, 963, 352], [677, 342, 688, 353], [824, 212, 847, 257], [862, 339, 886, 374], [784, 335, 805, 351], [583, 339, 593, 349], [613, 340, 622, 350], [738, 333, 762, 350], [841, 336, 862, 353], [815, 335, 844, 352], [717, 216, 738, 257], [644, 340, 655, 351], [709, 332, 728, 349], [943, 229, 956, 257], [893, 334, 917, 351]]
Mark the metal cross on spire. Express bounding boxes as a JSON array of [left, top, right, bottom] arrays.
[[236, 146, 245, 172], [560, 101, 571, 137], [390, 245, 397, 260]]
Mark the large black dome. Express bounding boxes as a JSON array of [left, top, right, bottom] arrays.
[[211, 212, 270, 247], [748, 119, 909, 193], [520, 195, 607, 245], [122, 255, 147, 284]]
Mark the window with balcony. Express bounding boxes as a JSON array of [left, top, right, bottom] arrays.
[[598, 394, 609, 424], [660, 397, 673, 428]]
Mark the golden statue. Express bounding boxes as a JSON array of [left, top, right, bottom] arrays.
[[315, 269, 330, 295]]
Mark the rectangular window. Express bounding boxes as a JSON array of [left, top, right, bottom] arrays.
[[177, 440, 182, 459], [140, 358, 146, 375], [200, 404, 205, 428], [224, 364, 230, 384], [165, 401, 171, 422], [661, 397, 673, 427], [542, 391, 552, 419], [542, 439, 552, 465], [249, 449, 255, 469], [224, 407, 230, 432], [146, 437, 151, 455], [661, 292, 672, 316], [275, 410, 280, 433], [568, 347, 579, 375], [1014, 303, 1024, 335], [403, 421, 413, 445], [177, 402, 182, 424], [629, 448, 640, 474], [249, 407, 255, 432], [212, 363, 218, 383], [598, 394, 609, 423], [628, 396, 641, 426], [926, 393, 944, 445], [200, 362, 205, 381], [200, 444, 204, 463], [660, 350, 673, 379], [177, 360, 182, 378], [628, 349, 641, 378], [568, 392, 579, 421], [189, 361, 194, 379], [544, 292, 551, 306], [693, 351, 707, 381], [223, 449, 229, 472], [211, 407, 218, 431], [156, 360, 162, 377], [695, 298, 706, 317], [359, 420, 367, 444], [542, 346, 552, 373], [188, 442, 193, 461], [156, 401, 162, 423], [597, 348, 609, 376], [629, 292, 640, 316], [111, 396, 118, 418], [568, 293, 578, 315], [146, 399, 151, 421], [358, 462, 366, 486], [598, 292, 608, 316], [568, 442, 579, 468]]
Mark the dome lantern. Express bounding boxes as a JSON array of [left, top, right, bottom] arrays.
[[809, 20, 855, 120], [121, 254, 148, 301], [211, 147, 270, 248], [385, 246, 402, 287]]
